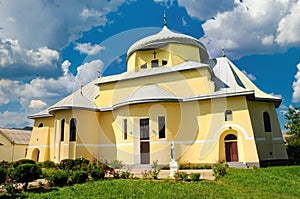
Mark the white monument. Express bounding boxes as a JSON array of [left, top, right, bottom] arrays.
[[169, 142, 178, 177]]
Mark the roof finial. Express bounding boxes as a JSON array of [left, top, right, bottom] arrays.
[[222, 45, 226, 57], [163, 10, 167, 27], [97, 69, 101, 78]]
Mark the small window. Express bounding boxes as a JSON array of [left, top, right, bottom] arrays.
[[38, 123, 43, 128], [70, 118, 77, 141], [123, 119, 127, 140], [263, 112, 271, 132], [225, 110, 233, 121], [151, 59, 159, 68], [25, 148, 28, 157], [158, 116, 166, 139], [162, 60, 167, 66], [140, 63, 147, 69], [61, 119, 65, 142]]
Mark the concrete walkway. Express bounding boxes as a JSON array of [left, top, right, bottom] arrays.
[[128, 168, 214, 180]]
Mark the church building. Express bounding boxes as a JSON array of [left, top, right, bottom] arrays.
[[26, 20, 288, 167]]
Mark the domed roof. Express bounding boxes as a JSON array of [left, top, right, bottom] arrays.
[[127, 25, 209, 58]]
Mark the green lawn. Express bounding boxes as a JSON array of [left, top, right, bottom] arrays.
[[8, 166, 300, 198]]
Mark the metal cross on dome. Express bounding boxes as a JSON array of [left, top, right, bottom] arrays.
[[153, 50, 157, 59]]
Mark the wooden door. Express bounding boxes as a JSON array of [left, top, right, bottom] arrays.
[[140, 119, 150, 164], [225, 141, 238, 162]]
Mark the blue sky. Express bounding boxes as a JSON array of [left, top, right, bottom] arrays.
[[0, 0, 300, 131]]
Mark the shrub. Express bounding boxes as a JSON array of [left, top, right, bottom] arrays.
[[190, 173, 201, 181], [0, 167, 6, 184], [12, 159, 36, 168], [11, 163, 42, 191], [48, 170, 70, 187], [212, 163, 228, 179], [109, 160, 124, 169], [151, 160, 161, 180], [120, 169, 132, 179], [174, 171, 189, 181], [59, 159, 75, 171], [43, 160, 56, 169], [91, 168, 105, 180], [4, 177, 18, 196], [72, 171, 88, 184]]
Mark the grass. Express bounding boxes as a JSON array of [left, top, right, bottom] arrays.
[[4, 166, 300, 199]]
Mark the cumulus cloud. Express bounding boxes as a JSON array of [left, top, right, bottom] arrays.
[[197, 0, 297, 58], [74, 43, 106, 55], [276, 1, 300, 45], [29, 100, 47, 109], [292, 63, 300, 102], [0, 59, 103, 127], [178, 0, 236, 20], [0, 0, 126, 50]]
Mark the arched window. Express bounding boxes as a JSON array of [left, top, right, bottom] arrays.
[[38, 123, 43, 128], [70, 118, 77, 141], [225, 110, 233, 121], [263, 112, 271, 132], [60, 119, 65, 141]]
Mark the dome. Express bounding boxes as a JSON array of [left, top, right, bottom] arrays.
[[127, 25, 209, 60]]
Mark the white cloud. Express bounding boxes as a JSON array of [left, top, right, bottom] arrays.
[[178, 0, 236, 20], [29, 100, 47, 109], [0, 0, 126, 50], [0, 111, 29, 127], [76, 60, 104, 85], [276, 1, 300, 45], [198, 0, 296, 58], [74, 43, 106, 55], [292, 63, 300, 102], [242, 70, 256, 81]]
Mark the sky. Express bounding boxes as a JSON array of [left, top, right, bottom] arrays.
[[0, 0, 300, 131]]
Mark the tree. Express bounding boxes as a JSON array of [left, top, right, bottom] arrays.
[[284, 106, 300, 164]]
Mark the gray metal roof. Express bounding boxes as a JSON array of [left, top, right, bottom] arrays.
[[127, 26, 208, 59], [0, 128, 31, 145], [28, 57, 281, 118]]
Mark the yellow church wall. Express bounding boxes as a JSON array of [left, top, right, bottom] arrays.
[[97, 67, 215, 108], [127, 43, 200, 72], [247, 101, 288, 161], [26, 117, 54, 162]]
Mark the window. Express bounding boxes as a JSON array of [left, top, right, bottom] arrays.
[[263, 112, 271, 132], [61, 119, 65, 141], [151, 59, 159, 68], [123, 119, 127, 140], [38, 123, 43, 128], [158, 116, 166, 139], [225, 110, 233, 121], [162, 60, 168, 66], [70, 118, 77, 141], [140, 118, 149, 140]]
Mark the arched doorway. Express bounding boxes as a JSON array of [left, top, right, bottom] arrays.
[[32, 148, 40, 162], [224, 134, 238, 162]]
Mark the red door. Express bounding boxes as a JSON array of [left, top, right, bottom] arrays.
[[225, 141, 238, 162]]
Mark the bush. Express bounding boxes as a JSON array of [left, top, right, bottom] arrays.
[[0, 167, 6, 184], [12, 159, 36, 168], [190, 173, 201, 181], [212, 163, 228, 179], [174, 171, 189, 181], [48, 170, 70, 187], [72, 171, 88, 184], [43, 160, 56, 169], [120, 169, 131, 179], [109, 160, 124, 169], [90, 168, 105, 180], [11, 163, 42, 191], [59, 159, 75, 171]]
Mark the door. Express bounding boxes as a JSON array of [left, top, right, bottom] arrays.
[[225, 142, 238, 162], [140, 118, 150, 164], [224, 134, 238, 162]]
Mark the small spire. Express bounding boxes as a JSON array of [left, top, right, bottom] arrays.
[[80, 84, 83, 95], [163, 10, 167, 27], [222, 46, 226, 57]]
